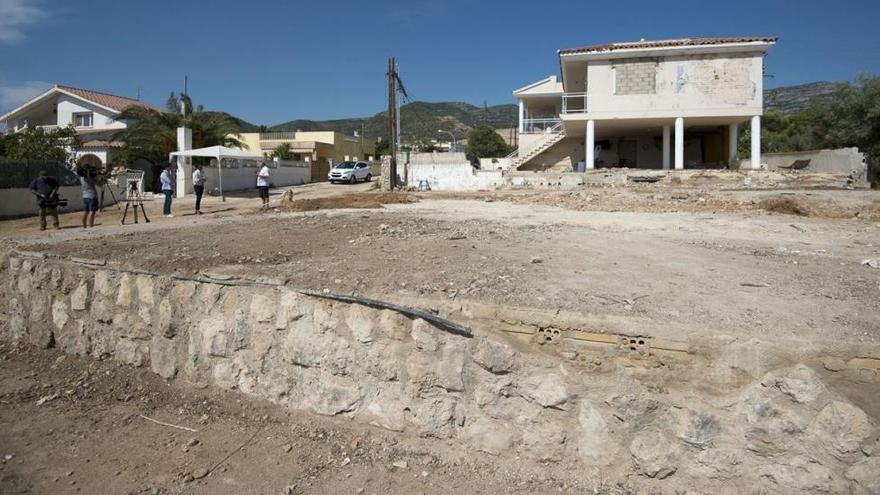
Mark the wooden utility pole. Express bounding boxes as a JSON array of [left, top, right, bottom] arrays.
[[386, 57, 398, 190]]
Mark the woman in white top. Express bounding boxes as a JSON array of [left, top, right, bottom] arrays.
[[256, 162, 270, 209]]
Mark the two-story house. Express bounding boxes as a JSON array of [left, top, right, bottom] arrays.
[[1, 84, 159, 168], [512, 36, 776, 172]]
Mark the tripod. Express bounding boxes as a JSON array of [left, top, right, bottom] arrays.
[[121, 179, 151, 224], [99, 181, 122, 212]]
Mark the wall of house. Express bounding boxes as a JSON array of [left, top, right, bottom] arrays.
[[56, 96, 126, 130], [582, 52, 764, 119], [740, 147, 869, 184]]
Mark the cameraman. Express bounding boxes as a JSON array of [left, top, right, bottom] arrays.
[[29, 170, 60, 231], [77, 164, 100, 228]]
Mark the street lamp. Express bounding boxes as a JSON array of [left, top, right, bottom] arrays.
[[437, 130, 456, 152]]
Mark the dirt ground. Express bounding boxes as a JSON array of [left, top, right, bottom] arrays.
[[0, 343, 598, 495], [2, 179, 880, 493]]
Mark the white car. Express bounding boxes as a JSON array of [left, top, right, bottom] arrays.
[[328, 161, 372, 184]]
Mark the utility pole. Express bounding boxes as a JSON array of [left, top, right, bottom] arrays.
[[386, 57, 398, 190], [385, 58, 409, 190]]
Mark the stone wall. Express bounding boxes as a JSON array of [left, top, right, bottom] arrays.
[[2, 251, 878, 493]]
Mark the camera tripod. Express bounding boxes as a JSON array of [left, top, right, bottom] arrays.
[[121, 179, 150, 224]]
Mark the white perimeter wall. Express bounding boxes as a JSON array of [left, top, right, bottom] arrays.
[[201, 162, 311, 193], [0, 184, 120, 218]]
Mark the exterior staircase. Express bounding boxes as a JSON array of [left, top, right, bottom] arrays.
[[507, 122, 566, 170]]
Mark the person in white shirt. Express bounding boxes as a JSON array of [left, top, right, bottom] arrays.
[[160, 164, 174, 217], [192, 164, 206, 215], [256, 162, 270, 209]]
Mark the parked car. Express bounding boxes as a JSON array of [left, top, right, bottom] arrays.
[[328, 161, 372, 184]]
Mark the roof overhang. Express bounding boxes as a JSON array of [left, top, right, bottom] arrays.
[[513, 75, 564, 97], [559, 40, 776, 63]]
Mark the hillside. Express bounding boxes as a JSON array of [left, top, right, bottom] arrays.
[[269, 101, 517, 140], [765, 81, 839, 114], [220, 82, 841, 138]]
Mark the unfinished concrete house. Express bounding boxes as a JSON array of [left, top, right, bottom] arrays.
[[512, 36, 776, 172]]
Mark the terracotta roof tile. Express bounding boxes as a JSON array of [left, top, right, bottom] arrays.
[[56, 85, 162, 113], [558, 36, 777, 55]]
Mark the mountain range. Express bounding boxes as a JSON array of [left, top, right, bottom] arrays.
[[218, 82, 841, 140]]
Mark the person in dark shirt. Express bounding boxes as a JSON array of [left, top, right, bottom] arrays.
[[29, 170, 61, 231]]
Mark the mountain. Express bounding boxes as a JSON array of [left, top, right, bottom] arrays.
[[268, 101, 517, 141], [202, 111, 261, 132], [216, 82, 842, 137], [764, 81, 840, 114]]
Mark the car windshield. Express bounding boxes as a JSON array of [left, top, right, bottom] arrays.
[[336, 162, 356, 169]]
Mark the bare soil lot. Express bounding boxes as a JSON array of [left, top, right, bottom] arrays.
[[3, 183, 880, 493]]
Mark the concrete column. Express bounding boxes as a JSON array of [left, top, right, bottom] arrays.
[[585, 119, 595, 170], [728, 123, 738, 166], [662, 125, 671, 170], [175, 127, 192, 198], [750, 116, 761, 170], [674, 117, 684, 170], [518, 100, 524, 133]]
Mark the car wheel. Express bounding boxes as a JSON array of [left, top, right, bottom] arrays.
[[349, 175, 356, 184], [364, 174, 372, 182]]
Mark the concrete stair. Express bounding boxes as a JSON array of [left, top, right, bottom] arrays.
[[511, 131, 566, 170]]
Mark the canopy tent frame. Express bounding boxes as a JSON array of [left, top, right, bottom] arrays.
[[169, 145, 263, 202]]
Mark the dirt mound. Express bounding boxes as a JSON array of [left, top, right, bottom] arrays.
[[760, 196, 880, 220], [279, 191, 418, 212]]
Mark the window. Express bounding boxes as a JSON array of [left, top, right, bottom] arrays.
[[73, 112, 94, 128]]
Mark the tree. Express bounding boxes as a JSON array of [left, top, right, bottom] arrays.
[[5, 125, 79, 163], [374, 138, 389, 156], [466, 126, 511, 158], [272, 142, 292, 160], [113, 97, 245, 168]]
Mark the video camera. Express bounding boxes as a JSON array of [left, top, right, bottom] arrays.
[[76, 164, 104, 179]]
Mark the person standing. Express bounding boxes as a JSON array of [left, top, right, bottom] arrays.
[[192, 163, 206, 214], [79, 167, 99, 228], [256, 161, 270, 209], [160, 163, 175, 217], [29, 170, 60, 231]]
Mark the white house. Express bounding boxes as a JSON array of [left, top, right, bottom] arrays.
[[512, 36, 777, 172], [0, 84, 160, 169]]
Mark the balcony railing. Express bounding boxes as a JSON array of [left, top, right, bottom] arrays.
[[561, 92, 588, 114], [522, 118, 562, 134]]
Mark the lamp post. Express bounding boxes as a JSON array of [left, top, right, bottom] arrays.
[[437, 130, 456, 152]]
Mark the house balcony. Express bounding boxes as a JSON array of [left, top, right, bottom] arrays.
[[561, 92, 587, 114], [522, 118, 562, 134]]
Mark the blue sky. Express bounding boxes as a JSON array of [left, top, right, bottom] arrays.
[[1, 0, 879, 125]]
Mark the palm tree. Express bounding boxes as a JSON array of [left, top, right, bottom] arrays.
[[113, 93, 246, 167]]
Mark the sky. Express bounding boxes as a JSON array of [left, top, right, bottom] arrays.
[[1, 0, 879, 126]]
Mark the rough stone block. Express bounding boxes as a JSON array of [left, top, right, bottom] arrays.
[[462, 415, 516, 455], [578, 399, 611, 462], [410, 318, 437, 351], [116, 274, 133, 307], [809, 400, 871, 460], [250, 293, 275, 323], [94, 270, 114, 297], [761, 364, 826, 404], [378, 309, 410, 340], [629, 430, 681, 479], [115, 338, 145, 367], [472, 337, 516, 374], [345, 304, 375, 343], [51, 298, 69, 330], [70, 281, 88, 311], [136, 276, 154, 306], [150, 335, 178, 378], [520, 372, 571, 409]]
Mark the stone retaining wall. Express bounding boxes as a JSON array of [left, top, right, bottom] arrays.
[[2, 252, 879, 493]]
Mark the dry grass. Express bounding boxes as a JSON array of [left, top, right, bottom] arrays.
[[760, 197, 812, 216], [279, 191, 418, 212]]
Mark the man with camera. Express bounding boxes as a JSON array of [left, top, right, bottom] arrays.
[[29, 170, 61, 231], [77, 164, 101, 228]]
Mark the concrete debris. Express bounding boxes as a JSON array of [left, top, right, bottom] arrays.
[[862, 258, 880, 268]]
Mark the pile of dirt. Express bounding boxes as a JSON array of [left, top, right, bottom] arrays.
[[279, 191, 418, 212], [759, 196, 880, 220]]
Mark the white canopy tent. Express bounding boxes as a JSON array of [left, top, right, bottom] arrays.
[[169, 145, 263, 201]]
